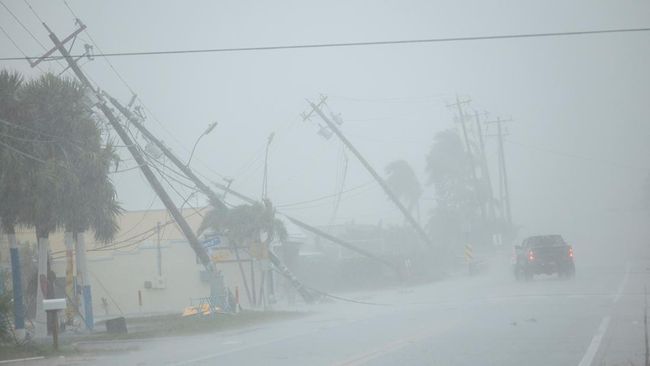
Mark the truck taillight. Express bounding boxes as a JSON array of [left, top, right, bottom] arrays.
[[568, 247, 574, 258], [528, 249, 535, 262]]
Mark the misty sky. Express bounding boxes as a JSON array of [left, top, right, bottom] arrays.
[[1, 0, 649, 246]]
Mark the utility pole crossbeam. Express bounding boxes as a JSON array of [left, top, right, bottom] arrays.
[[28, 22, 86, 68], [41, 24, 216, 275], [304, 99, 434, 250]]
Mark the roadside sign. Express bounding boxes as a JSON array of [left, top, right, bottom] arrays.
[[464, 244, 473, 263], [202, 236, 221, 250]]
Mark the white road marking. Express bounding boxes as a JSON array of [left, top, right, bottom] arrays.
[[577, 316, 611, 366], [331, 329, 432, 366], [576, 263, 630, 366], [613, 263, 630, 303], [170, 331, 315, 365], [0, 356, 45, 364], [222, 340, 242, 345]]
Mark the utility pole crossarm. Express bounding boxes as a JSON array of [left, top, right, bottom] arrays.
[[306, 100, 434, 249], [30, 23, 86, 68]]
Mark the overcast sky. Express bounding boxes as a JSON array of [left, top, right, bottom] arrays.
[[1, 0, 649, 245]]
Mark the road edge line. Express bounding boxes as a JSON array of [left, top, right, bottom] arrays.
[[577, 316, 611, 366]]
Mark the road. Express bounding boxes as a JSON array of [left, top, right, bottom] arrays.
[[29, 233, 649, 366]]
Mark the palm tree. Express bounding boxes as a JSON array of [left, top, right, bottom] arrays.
[[0, 69, 27, 337], [17, 73, 122, 330], [385, 160, 423, 221], [0, 70, 122, 332], [199, 199, 287, 305], [58, 113, 121, 327]]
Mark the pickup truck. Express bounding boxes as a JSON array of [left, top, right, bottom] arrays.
[[513, 235, 575, 280]]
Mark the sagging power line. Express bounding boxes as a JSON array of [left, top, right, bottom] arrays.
[[1, 26, 649, 61]]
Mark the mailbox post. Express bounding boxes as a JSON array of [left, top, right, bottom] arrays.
[[43, 299, 66, 350]]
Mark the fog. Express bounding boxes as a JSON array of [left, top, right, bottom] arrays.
[[1, 1, 649, 365]]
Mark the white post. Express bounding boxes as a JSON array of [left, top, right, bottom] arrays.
[[74, 232, 93, 330], [7, 233, 25, 340], [35, 236, 49, 335], [64, 232, 75, 325]]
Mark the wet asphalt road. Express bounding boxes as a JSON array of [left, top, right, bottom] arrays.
[[37, 237, 649, 366]]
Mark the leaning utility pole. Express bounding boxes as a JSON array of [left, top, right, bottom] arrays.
[[448, 96, 486, 221], [107, 96, 319, 302], [486, 117, 512, 225], [36, 23, 217, 278], [474, 111, 496, 222], [112, 94, 398, 278], [304, 98, 434, 249], [262, 132, 274, 200], [108, 95, 399, 275]]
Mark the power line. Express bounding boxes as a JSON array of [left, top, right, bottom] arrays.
[[110, 164, 144, 174], [330, 94, 449, 104], [0, 117, 73, 143], [0, 0, 65, 71], [2, 26, 649, 62], [22, 0, 44, 24], [112, 194, 156, 239], [0, 139, 48, 164], [59, 2, 228, 183], [276, 180, 375, 208], [60, 0, 137, 96], [0, 116, 110, 154], [0, 22, 45, 73], [0, 1, 46, 49], [51, 207, 208, 258], [504, 138, 637, 170], [0, 129, 57, 144]]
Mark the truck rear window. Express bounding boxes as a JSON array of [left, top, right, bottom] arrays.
[[528, 235, 565, 247]]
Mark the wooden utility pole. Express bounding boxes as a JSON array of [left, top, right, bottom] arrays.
[[38, 23, 216, 275], [156, 222, 162, 276], [305, 99, 434, 250], [262, 132, 274, 200], [448, 96, 486, 221], [474, 111, 496, 222], [486, 117, 513, 225]]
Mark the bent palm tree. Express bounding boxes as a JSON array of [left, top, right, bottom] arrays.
[[199, 199, 287, 305]]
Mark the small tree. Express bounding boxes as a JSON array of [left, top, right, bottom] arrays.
[[425, 129, 482, 261], [385, 159, 422, 221]]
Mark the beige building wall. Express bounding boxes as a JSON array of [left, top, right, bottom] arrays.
[[9, 208, 267, 317]]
